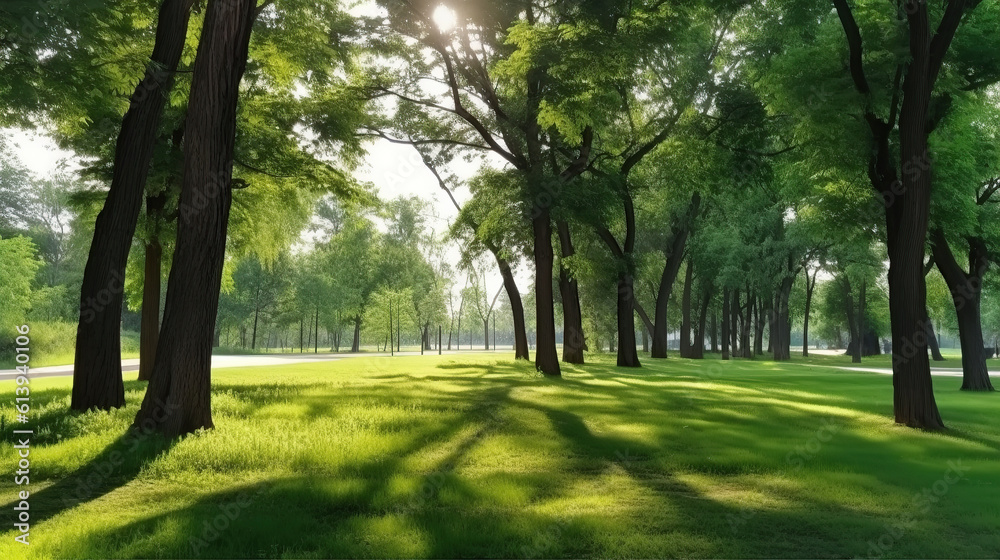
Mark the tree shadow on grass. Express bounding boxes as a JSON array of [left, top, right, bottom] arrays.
[[1, 425, 174, 528], [52, 384, 522, 559], [9, 359, 999, 558]]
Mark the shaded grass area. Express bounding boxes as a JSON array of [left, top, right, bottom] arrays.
[[1, 353, 998, 559]]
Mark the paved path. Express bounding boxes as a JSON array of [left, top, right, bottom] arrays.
[[829, 365, 1000, 378], [0, 349, 506, 380]]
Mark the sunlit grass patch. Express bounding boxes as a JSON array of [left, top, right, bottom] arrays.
[[0, 352, 997, 558]]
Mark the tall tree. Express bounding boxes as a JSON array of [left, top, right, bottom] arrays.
[[71, 0, 197, 411], [133, 0, 258, 436], [368, 0, 604, 375]]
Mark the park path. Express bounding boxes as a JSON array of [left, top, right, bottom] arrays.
[[0, 349, 504, 380], [829, 365, 1000, 378]]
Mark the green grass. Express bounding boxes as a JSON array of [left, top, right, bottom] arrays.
[[0, 328, 140, 369], [1, 353, 998, 559]]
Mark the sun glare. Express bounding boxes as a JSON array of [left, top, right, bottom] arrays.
[[432, 5, 457, 32]]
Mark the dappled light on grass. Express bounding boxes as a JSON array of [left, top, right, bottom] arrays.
[[1, 353, 998, 558]]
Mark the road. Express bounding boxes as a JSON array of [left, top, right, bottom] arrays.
[[0, 349, 510, 380], [6, 350, 998, 381], [830, 365, 1000, 378]]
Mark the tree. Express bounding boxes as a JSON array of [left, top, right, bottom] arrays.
[[574, 2, 742, 367], [927, 92, 1000, 390], [133, 0, 259, 437], [756, 0, 998, 428], [71, 0, 197, 412], [832, 0, 988, 427], [0, 236, 40, 333], [368, 0, 605, 375], [447, 167, 531, 360]]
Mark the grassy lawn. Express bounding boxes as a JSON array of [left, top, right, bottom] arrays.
[[1, 353, 998, 559]]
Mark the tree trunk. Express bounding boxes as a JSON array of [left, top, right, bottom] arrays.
[[314, 305, 319, 354], [774, 275, 794, 361], [652, 192, 699, 358], [858, 277, 867, 360], [138, 192, 166, 382], [803, 267, 817, 357], [693, 286, 710, 359], [557, 221, 585, 364], [133, 0, 257, 437], [496, 258, 529, 359], [730, 289, 739, 356], [532, 210, 560, 375], [844, 277, 861, 364], [351, 316, 361, 352], [883, 2, 944, 429], [755, 295, 766, 357], [680, 262, 693, 358], [833, 0, 948, 429], [710, 308, 718, 353], [251, 289, 260, 350], [721, 288, 730, 360], [926, 320, 945, 361], [72, 0, 196, 412], [616, 273, 641, 367], [931, 229, 994, 391], [138, 238, 162, 381], [740, 292, 753, 358]]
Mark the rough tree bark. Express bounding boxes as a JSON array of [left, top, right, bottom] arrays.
[[133, 0, 258, 437], [138, 191, 167, 382], [931, 229, 994, 391], [72, 0, 196, 411], [532, 209, 561, 375], [557, 221, 585, 364]]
